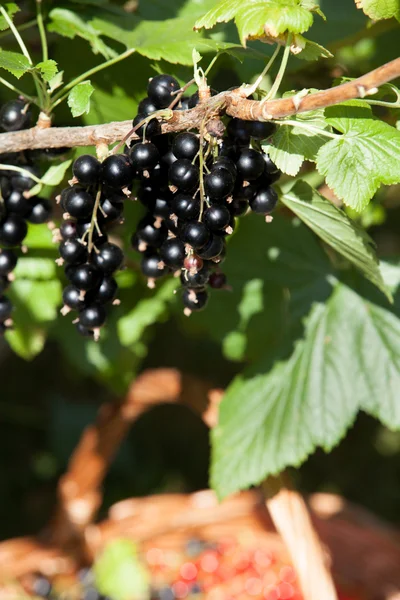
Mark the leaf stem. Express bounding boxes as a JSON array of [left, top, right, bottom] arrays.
[[0, 5, 33, 65], [36, 0, 48, 62], [51, 49, 135, 108], [274, 119, 340, 139], [88, 187, 102, 254], [265, 34, 292, 101], [244, 44, 281, 96], [0, 76, 36, 103], [198, 122, 206, 221]]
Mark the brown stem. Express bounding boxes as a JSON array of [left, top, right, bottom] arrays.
[[0, 58, 398, 154]]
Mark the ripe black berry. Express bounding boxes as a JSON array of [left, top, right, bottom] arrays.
[[0, 215, 27, 246], [247, 121, 276, 139], [100, 197, 123, 221], [64, 187, 95, 219], [169, 159, 199, 191], [73, 154, 101, 186], [0, 249, 17, 274], [0, 295, 12, 321], [236, 149, 265, 181], [204, 205, 231, 231], [262, 153, 280, 176], [130, 142, 160, 171], [75, 322, 94, 337], [136, 218, 168, 248], [227, 118, 250, 145], [147, 74, 180, 108], [27, 197, 51, 224], [87, 276, 118, 304], [204, 169, 235, 200], [250, 186, 278, 214], [171, 193, 200, 221], [181, 264, 209, 288], [79, 304, 106, 328], [159, 237, 186, 269], [209, 271, 227, 289], [132, 113, 162, 139], [182, 221, 210, 249], [0, 99, 31, 132], [59, 239, 87, 265], [141, 253, 167, 278], [138, 97, 158, 116], [60, 220, 77, 240], [182, 287, 208, 311], [197, 234, 225, 259], [229, 197, 249, 216], [101, 154, 134, 189], [92, 242, 124, 273], [162, 149, 178, 167], [62, 285, 85, 310], [172, 133, 200, 160], [213, 157, 237, 178], [5, 189, 30, 216], [11, 165, 39, 191], [69, 263, 102, 291]]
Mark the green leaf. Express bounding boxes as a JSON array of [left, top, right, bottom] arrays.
[[35, 59, 58, 82], [41, 159, 73, 186], [355, 0, 400, 21], [281, 181, 390, 300], [194, 0, 244, 30], [316, 102, 400, 211], [263, 109, 329, 176], [118, 279, 177, 347], [14, 257, 57, 280], [0, 50, 30, 79], [5, 327, 45, 360], [67, 81, 94, 117], [48, 8, 117, 59], [295, 36, 333, 61], [211, 280, 400, 498], [23, 224, 56, 250], [0, 3, 19, 31], [48, 70, 64, 93], [94, 539, 150, 600]]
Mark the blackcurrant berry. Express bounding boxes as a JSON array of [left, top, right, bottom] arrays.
[[229, 197, 249, 216], [182, 221, 210, 249], [262, 153, 280, 176], [59, 239, 88, 265], [0, 99, 31, 132], [75, 322, 94, 337], [197, 234, 225, 259], [204, 169, 235, 200], [0, 248, 17, 274], [4, 189, 30, 216], [236, 149, 265, 181], [136, 218, 168, 248], [171, 193, 200, 221], [130, 142, 160, 171], [101, 154, 134, 189], [227, 118, 250, 145], [73, 154, 101, 186], [64, 187, 95, 219], [204, 205, 231, 231], [247, 120, 276, 139], [0, 215, 27, 246], [92, 242, 124, 273], [132, 112, 162, 139], [0, 295, 12, 321], [218, 139, 237, 160], [69, 263, 102, 291], [213, 156, 237, 178], [162, 149, 178, 167], [180, 96, 190, 110], [172, 133, 200, 160], [0, 275, 9, 294], [0, 176, 11, 199], [180, 264, 209, 288], [11, 165, 39, 191], [209, 271, 227, 289], [138, 97, 159, 116], [62, 284, 86, 310], [141, 253, 167, 278], [75, 221, 105, 244], [87, 276, 118, 304], [147, 74, 180, 108], [27, 197, 52, 224], [100, 197, 123, 221], [79, 304, 106, 328], [182, 287, 208, 311], [250, 186, 278, 214], [183, 254, 203, 272], [169, 159, 199, 191], [60, 220, 77, 240], [159, 237, 186, 269]]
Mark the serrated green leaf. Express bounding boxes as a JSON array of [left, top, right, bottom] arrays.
[[0, 3, 19, 31], [94, 539, 150, 600], [36, 59, 58, 82], [296, 36, 333, 60], [118, 279, 177, 347], [316, 103, 400, 211], [211, 279, 400, 498], [48, 70, 64, 93], [194, 0, 244, 30], [281, 181, 390, 300], [263, 109, 329, 176], [355, 0, 400, 21], [67, 81, 94, 118], [0, 50, 30, 79], [41, 159, 72, 186], [48, 8, 117, 59]]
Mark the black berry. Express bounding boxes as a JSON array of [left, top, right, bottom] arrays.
[[236, 149, 265, 181], [130, 142, 160, 171], [136, 218, 168, 248], [69, 263, 102, 291], [64, 187, 95, 219], [159, 237, 186, 269], [5, 189, 30, 216], [141, 253, 167, 278], [73, 154, 101, 186], [11, 165, 39, 191], [62, 285, 86, 310], [101, 154, 134, 189], [250, 186, 278, 214], [92, 242, 124, 273], [204, 169, 235, 200], [172, 133, 200, 160], [227, 118, 250, 145], [247, 121, 276, 139], [60, 220, 77, 240], [0, 215, 27, 246], [197, 234, 225, 259], [132, 113, 162, 139], [182, 221, 210, 249], [79, 304, 106, 328], [0, 249, 17, 274], [181, 264, 209, 288], [138, 97, 158, 116], [59, 239, 88, 265], [0, 99, 31, 132], [171, 193, 200, 221], [204, 205, 231, 231], [87, 277, 118, 304], [27, 197, 51, 224], [169, 159, 199, 191], [182, 287, 208, 311], [147, 74, 180, 108], [0, 295, 12, 321]]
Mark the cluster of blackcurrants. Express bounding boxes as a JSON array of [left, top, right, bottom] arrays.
[[0, 99, 52, 334], [129, 74, 280, 314], [56, 152, 130, 339]]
